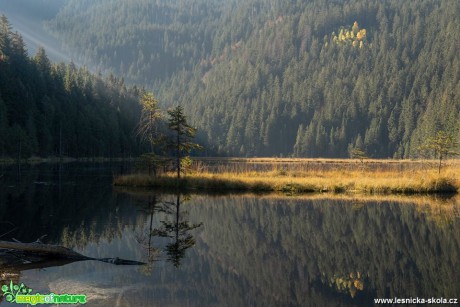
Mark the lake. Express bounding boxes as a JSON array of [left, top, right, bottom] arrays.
[[0, 163, 459, 306]]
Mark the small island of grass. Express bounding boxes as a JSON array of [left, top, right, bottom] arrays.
[[114, 158, 459, 195]]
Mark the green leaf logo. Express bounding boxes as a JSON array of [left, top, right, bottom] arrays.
[[5, 294, 13, 302], [1, 281, 33, 303]]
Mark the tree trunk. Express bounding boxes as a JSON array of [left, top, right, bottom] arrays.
[[176, 131, 181, 179], [438, 153, 442, 174]]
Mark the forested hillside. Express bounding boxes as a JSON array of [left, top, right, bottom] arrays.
[[159, 0, 460, 158], [45, 0, 232, 84], [25, 0, 460, 157], [0, 15, 143, 158]]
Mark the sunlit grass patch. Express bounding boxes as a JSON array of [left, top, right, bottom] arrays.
[[114, 160, 460, 195]]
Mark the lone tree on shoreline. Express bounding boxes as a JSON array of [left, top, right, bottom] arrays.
[[167, 105, 202, 178], [350, 147, 368, 163], [418, 130, 459, 174]]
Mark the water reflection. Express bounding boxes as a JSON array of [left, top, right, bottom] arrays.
[[134, 193, 203, 269], [0, 164, 459, 306], [134, 195, 162, 271], [152, 194, 203, 267]]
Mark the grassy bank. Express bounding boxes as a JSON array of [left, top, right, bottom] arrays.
[[113, 161, 460, 195]]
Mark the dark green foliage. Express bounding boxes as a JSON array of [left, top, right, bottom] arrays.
[[45, 0, 460, 158], [159, 0, 460, 158], [0, 15, 143, 158], [167, 106, 202, 178]]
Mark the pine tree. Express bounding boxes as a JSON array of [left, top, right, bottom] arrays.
[[167, 105, 202, 178]]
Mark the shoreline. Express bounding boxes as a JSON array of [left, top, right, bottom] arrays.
[[113, 168, 459, 195]]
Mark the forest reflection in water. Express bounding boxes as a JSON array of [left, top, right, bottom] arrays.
[[0, 164, 459, 306]]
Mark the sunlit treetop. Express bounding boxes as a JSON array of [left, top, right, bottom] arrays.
[[331, 21, 367, 48]]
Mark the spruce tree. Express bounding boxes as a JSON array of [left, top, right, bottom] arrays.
[[167, 105, 202, 178]]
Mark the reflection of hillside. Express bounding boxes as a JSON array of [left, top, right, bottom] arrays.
[[185, 195, 460, 304], [262, 193, 460, 226], [109, 190, 460, 305]]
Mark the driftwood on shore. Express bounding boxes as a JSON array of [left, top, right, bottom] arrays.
[[0, 239, 146, 271]]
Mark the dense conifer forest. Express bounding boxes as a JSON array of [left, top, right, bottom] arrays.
[[0, 15, 143, 158], [2, 0, 460, 158]]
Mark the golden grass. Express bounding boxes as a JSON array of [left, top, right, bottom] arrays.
[[114, 161, 460, 195]]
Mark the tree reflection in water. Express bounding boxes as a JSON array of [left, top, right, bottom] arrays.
[[134, 194, 163, 274], [135, 193, 202, 269]]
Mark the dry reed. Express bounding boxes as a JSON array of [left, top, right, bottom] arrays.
[[114, 158, 460, 195]]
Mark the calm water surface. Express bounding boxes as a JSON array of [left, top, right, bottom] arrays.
[[0, 163, 459, 306]]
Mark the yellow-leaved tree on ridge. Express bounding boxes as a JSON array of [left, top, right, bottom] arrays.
[[332, 21, 367, 48]]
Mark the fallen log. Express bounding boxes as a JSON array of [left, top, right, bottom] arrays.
[[0, 240, 89, 260], [0, 239, 146, 270], [1, 255, 77, 271]]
